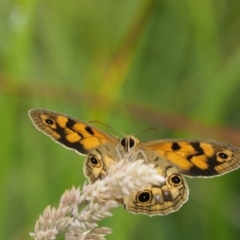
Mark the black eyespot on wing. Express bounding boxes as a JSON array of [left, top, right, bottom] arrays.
[[88, 155, 101, 167], [45, 119, 54, 125], [217, 152, 228, 159], [90, 156, 98, 165], [137, 191, 152, 203], [169, 174, 182, 185]]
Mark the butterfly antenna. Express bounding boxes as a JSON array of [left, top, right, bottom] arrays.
[[132, 127, 159, 137], [89, 120, 126, 136]]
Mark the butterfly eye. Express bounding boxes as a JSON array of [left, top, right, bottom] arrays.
[[45, 119, 55, 125], [120, 137, 136, 149], [169, 174, 182, 186], [136, 190, 152, 203], [120, 138, 126, 147], [129, 137, 135, 148]]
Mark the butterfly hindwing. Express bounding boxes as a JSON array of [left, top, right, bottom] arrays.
[[84, 142, 119, 183], [123, 157, 189, 216]]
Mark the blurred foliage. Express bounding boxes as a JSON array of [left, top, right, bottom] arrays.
[[1, 0, 240, 239]]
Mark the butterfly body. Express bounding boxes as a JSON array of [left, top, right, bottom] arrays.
[[29, 109, 240, 216]]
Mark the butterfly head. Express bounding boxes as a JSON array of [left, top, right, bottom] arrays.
[[119, 136, 139, 153]]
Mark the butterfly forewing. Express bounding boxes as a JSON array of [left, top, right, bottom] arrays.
[[29, 109, 118, 155], [140, 139, 240, 177]]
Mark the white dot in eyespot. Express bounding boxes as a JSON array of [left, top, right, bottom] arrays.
[[164, 191, 170, 197], [154, 194, 161, 203]]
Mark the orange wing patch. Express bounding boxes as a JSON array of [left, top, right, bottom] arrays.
[[29, 109, 118, 155], [56, 116, 68, 128], [142, 141, 237, 177]]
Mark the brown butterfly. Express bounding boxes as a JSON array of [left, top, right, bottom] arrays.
[[29, 108, 240, 216]]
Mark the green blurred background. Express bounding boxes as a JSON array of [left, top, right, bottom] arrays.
[[1, 0, 240, 239]]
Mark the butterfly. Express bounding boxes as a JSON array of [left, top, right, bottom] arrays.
[[29, 108, 240, 216]]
